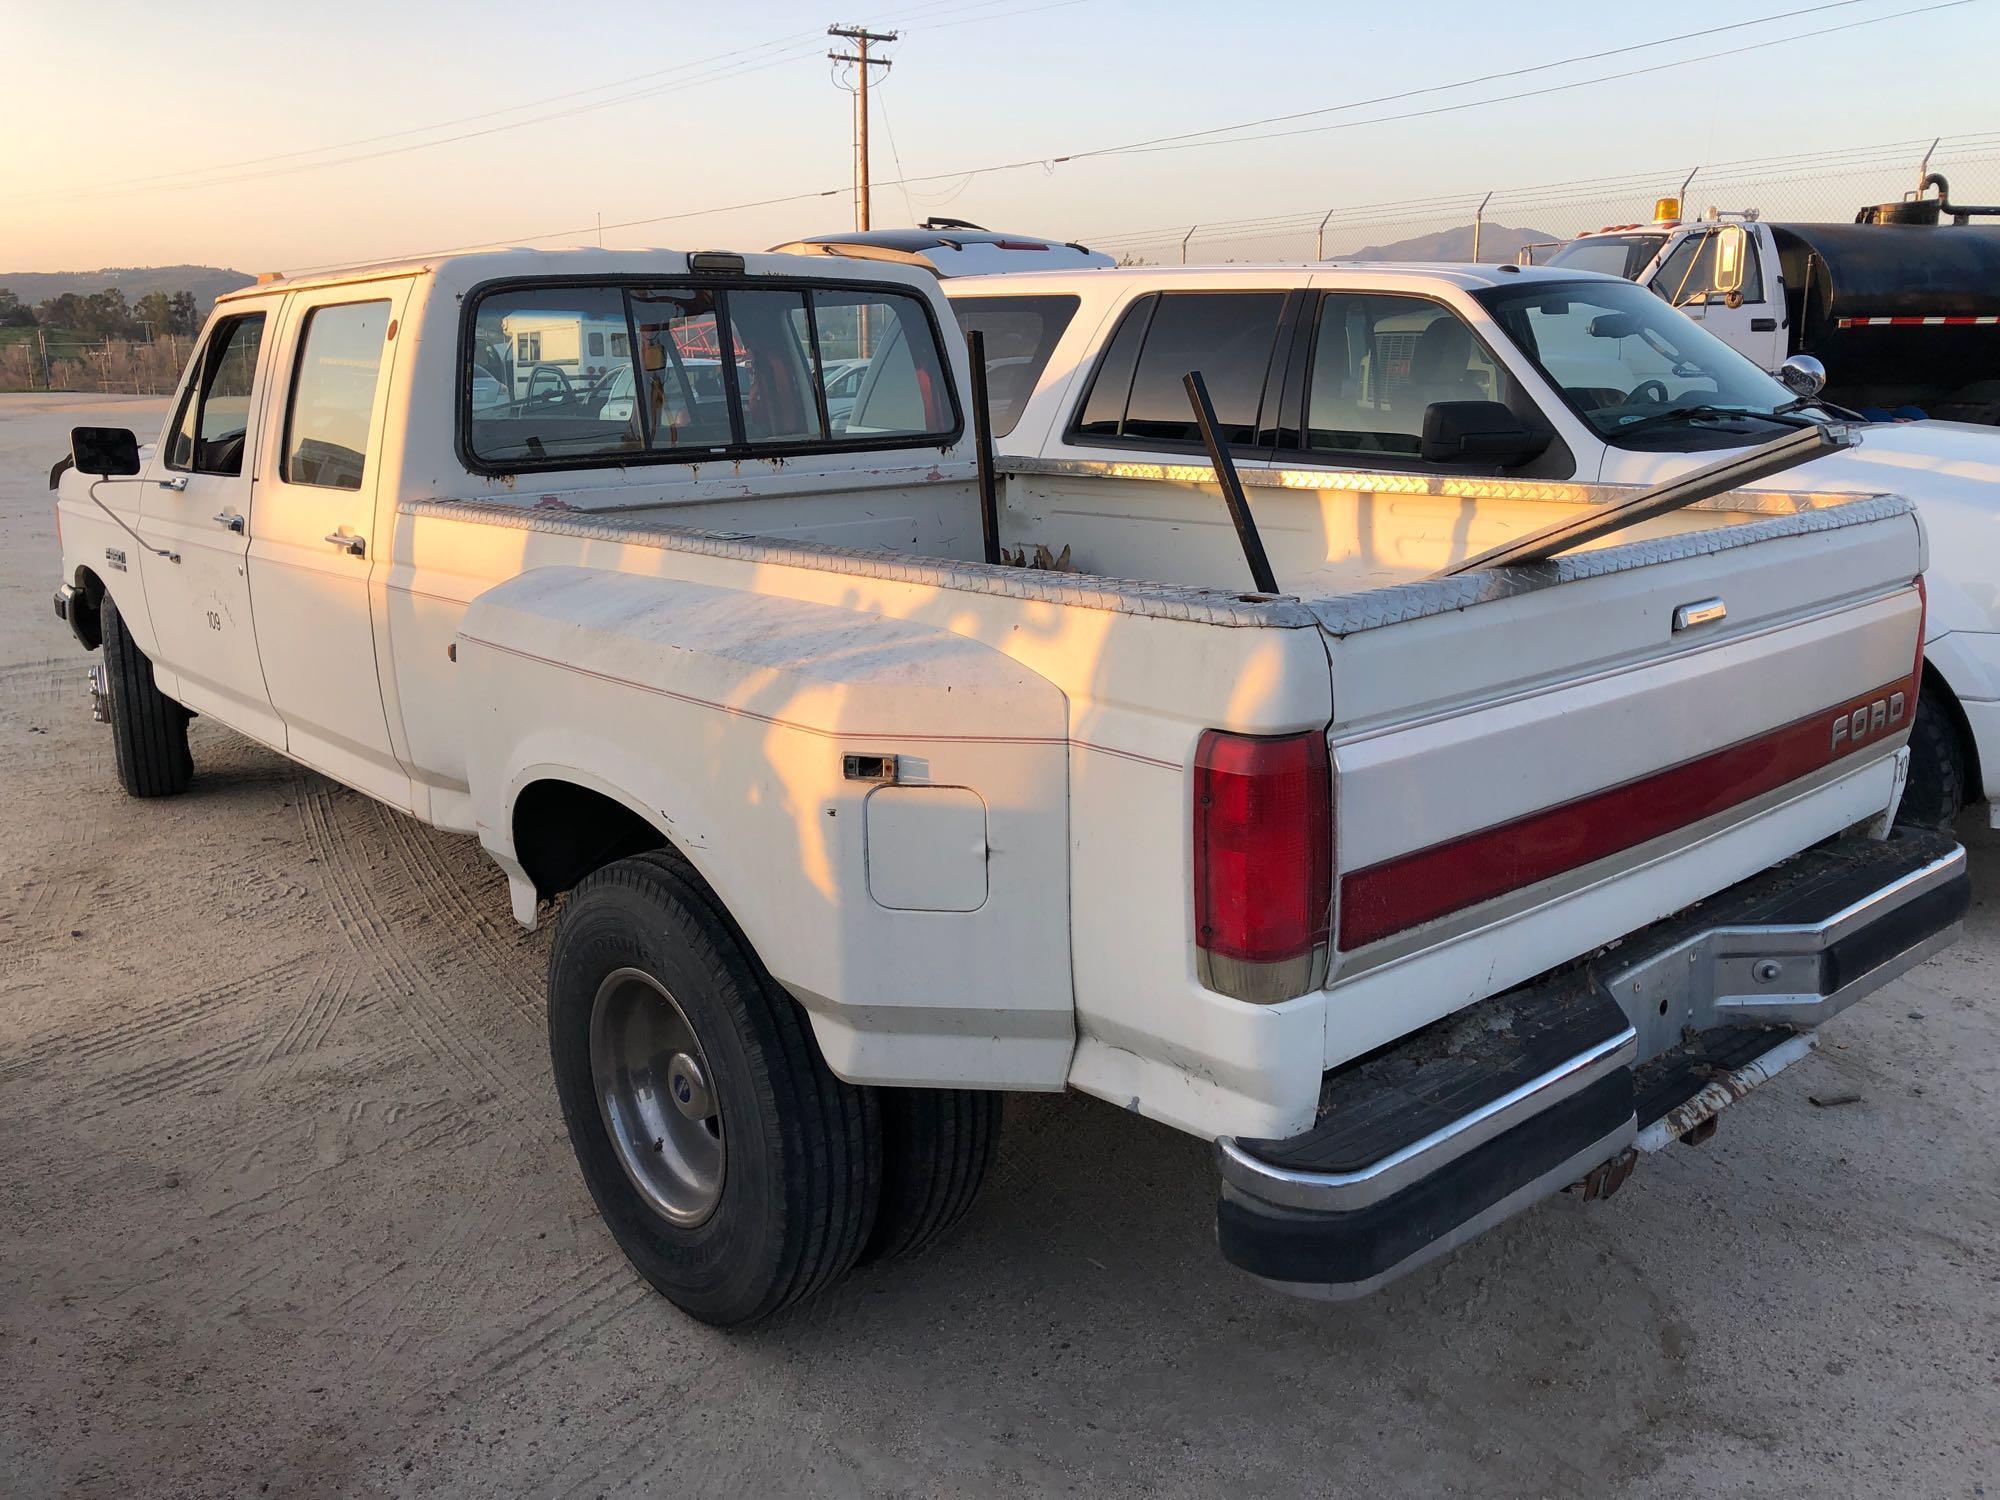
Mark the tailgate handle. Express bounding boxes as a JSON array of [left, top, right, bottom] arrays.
[[1673, 597, 1728, 632]]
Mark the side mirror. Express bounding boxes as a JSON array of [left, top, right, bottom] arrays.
[[1779, 354, 1827, 399], [71, 426, 140, 477], [1420, 401, 1550, 467], [1712, 224, 1748, 297]]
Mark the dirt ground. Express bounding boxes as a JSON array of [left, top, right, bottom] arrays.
[[1, 392, 1995, 1499]]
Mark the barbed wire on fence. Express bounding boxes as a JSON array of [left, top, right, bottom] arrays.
[[1085, 131, 2000, 266]]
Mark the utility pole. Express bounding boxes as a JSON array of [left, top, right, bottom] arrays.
[[828, 24, 896, 231]]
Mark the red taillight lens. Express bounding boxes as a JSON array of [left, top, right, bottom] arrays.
[[1913, 573, 1928, 684], [1193, 729, 1332, 1002]]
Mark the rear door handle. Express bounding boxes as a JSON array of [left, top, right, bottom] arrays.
[[213, 511, 244, 534], [324, 530, 365, 557]]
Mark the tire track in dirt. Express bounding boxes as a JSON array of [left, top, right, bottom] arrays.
[[290, 772, 546, 1142], [80, 1033, 264, 1117], [439, 1256, 654, 1404], [0, 953, 315, 1084], [0, 654, 75, 711], [361, 798, 545, 1024]]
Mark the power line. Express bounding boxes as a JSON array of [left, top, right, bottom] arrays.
[[282, 0, 1974, 271], [1080, 0, 1887, 160], [28, 30, 828, 200], [20, 0, 1032, 205], [1081, 133, 2000, 246], [1103, 0, 1977, 159]]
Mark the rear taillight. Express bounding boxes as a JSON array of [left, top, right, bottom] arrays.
[[1193, 729, 1332, 1003], [1913, 573, 1928, 684]]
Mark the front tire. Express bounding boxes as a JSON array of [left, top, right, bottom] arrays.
[[547, 852, 881, 1326], [100, 593, 192, 798]]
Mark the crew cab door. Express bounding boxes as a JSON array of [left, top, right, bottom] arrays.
[[138, 306, 285, 747], [1643, 226, 1787, 372], [246, 285, 413, 809]]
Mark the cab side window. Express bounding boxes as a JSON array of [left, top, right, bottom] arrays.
[[1303, 294, 1510, 459], [284, 301, 391, 490], [1071, 292, 1285, 448], [166, 312, 266, 476]]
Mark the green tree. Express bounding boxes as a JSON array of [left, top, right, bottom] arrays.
[[0, 289, 35, 328], [167, 290, 198, 335], [82, 288, 135, 337], [132, 291, 173, 339], [37, 292, 85, 329]]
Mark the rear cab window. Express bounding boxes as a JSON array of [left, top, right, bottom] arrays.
[[948, 294, 1079, 437], [463, 275, 959, 473]]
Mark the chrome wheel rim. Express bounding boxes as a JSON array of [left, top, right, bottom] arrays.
[[589, 967, 725, 1227]]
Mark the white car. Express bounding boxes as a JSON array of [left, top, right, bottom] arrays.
[[947, 261, 2000, 828], [49, 246, 1962, 1323], [771, 219, 1116, 278]]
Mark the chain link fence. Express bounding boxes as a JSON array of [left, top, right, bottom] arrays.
[[1085, 132, 2000, 267], [0, 333, 195, 395]]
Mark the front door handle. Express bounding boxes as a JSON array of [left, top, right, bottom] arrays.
[[213, 511, 245, 534], [157, 476, 189, 492], [324, 530, 366, 558]]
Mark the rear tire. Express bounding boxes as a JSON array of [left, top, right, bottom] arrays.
[[1898, 689, 1967, 830], [100, 594, 192, 798], [547, 851, 881, 1326], [862, 1086, 1003, 1263]]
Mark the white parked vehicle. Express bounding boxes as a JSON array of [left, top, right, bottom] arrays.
[[947, 260, 2000, 829], [50, 247, 1964, 1323], [773, 218, 1116, 277], [1541, 180, 2000, 426]]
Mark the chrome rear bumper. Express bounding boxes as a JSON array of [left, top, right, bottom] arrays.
[[1216, 828, 1968, 1299]]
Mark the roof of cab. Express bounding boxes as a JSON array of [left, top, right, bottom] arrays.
[[216, 245, 947, 304], [935, 261, 1617, 295]]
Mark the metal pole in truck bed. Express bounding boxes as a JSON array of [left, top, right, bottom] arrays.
[[968, 329, 1002, 566], [1440, 422, 1859, 576], [1183, 370, 1281, 596]]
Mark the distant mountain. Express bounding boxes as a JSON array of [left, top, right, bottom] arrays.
[[1344, 222, 1558, 263], [0, 265, 254, 311]]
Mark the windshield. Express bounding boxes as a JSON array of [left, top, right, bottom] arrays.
[[1475, 278, 1799, 444], [1545, 234, 1667, 281]]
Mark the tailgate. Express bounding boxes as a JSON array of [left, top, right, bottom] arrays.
[[1318, 496, 1923, 1047]]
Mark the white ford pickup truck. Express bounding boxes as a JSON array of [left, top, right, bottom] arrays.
[[49, 247, 1966, 1324]]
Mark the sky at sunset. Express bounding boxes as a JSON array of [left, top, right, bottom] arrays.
[[6, 0, 1999, 274]]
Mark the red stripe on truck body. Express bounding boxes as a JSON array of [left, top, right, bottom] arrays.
[[1336, 671, 1920, 952]]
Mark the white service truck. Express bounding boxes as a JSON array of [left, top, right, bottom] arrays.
[[50, 247, 1965, 1324], [1543, 176, 2000, 425]]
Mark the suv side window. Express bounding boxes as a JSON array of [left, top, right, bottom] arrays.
[[283, 301, 391, 490], [1303, 294, 1511, 459], [1070, 292, 1284, 448], [1071, 294, 1155, 440], [165, 312, 266, 476], [949, 294, 1080, 438]]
